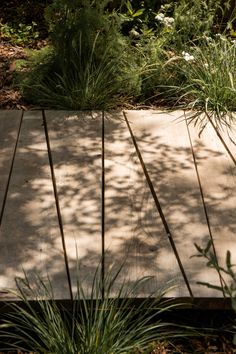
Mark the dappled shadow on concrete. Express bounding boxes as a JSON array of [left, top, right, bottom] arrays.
[[0, 110, 235, 300], [0, 110, 70, 299]]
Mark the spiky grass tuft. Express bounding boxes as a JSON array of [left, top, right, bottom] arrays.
[[0, 265, 196, 353]]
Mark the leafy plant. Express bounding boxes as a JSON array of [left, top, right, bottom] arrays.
[[0, 266, 192, 353], [193, 240, 236, 343], [120, 1, 150, 37], [193, 240, 236, 296], [171, 0, 222, 48], [0, 0, 50, 39], [0, 21, 39, 45]]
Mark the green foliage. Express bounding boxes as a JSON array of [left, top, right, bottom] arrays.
[[19, 0, 140, 109], [45, 0, 113, 56], [132, 37, 168, 104], [193, 240, 236, 296], [194, 240, 236, 344], [158, 36, 236, 129], [0, 0, 51, 40], [0, 21, 39, 45], [10, 0, 236, 113], [120, 1, 159, 36], [149, 0, 235, 51], [19, 35, 139, 109], [0, 267, 190, 353], [171, 0, 223, 48]]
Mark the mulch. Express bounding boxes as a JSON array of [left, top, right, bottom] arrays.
[[0, 40, 28, 109], [0, 39, 47, 110], [0, 336, 236, 354]]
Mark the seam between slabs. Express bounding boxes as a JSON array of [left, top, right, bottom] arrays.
[[42, 109, 73, 301], [101, 111, 105, 299], [185, 115, 226, 297], [0, 110, 24, 227], [123, 111, 194, 299]]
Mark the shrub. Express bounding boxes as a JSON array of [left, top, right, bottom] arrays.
[[19, 0, 140, 109], [170, 0, 223, 48]]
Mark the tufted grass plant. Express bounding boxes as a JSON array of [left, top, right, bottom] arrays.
[[19, 32, 140, 110], [20, 36, 130, 109], [18, 0, 140, 110], [157, 35, 236, 131], [0, 266, 196, 353]]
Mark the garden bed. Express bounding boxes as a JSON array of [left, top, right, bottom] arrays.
[[0, 0, 236, 352]]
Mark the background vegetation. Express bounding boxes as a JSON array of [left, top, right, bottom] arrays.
[[1, 0, 236, 116], [1, 0, 233, 121]]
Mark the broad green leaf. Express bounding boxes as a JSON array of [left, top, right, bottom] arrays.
[[133, 9, 145, 17], [126, 1, 133, 15]]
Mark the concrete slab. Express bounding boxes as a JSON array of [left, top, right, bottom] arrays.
[[188, 115, 236, 293], [45, 111, 102, 297], [104, 112, 186, 297], [0, 111, 70, 299], [0, 110, 22, 222], [125, 110, 222, 296], [1, 109, 236, 303]]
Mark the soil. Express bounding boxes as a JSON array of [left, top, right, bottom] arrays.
[[0, 335, 236, 354], [0, 39, 48, 110], [0, 40, 27, 109]]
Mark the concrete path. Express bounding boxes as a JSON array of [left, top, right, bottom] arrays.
[[0, 110, 236, 306]]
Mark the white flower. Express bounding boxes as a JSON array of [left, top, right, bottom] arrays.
[[204, 36, 213, 42], [182, 51, 195, 62], [163, 17, 174, 27], [155, 13, 174, 27], [155, 13, 165, 22], [129, 28, 140, 38]]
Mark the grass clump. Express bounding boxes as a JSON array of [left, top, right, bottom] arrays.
[[0, 267, 194, 353], [19, 0, 140, 110], [155, 35, 236, 130]]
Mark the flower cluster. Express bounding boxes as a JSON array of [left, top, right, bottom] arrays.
[[129, 28, 140, 38], [182, 51, 195, 62], [155, 13, 174, 28]]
